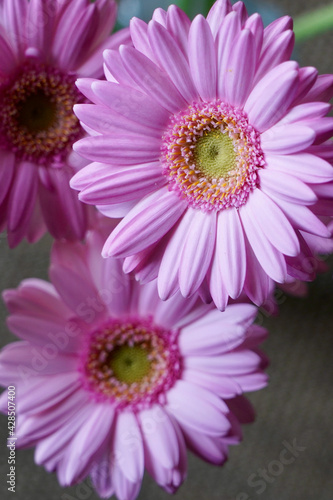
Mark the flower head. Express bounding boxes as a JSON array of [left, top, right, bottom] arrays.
[[0, 0, 129, 246], [72, 0, 333, 310], [0, 221, 268, 499]]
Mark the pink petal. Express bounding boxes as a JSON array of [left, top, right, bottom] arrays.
[[185, 350, 261, 375], [302, 74, 333, 103], [216, 11, 242, 99], [206, 0, 231, 37], [182, 369, 242, 398], [91, 80, 170, 129], [111, 462, 141, 500], [62, 403, 113, 485], [130, 17, 156, 63], [262, 125, 315, 154], [148, 20, 198, 102], [265, 153, 333, 184], [259, 169, 317, 205], [112, 412, 144, 483], [74, 133, 160, 165], [8, 161, 38, 232], [239, 201, 287, 282], [167, 380, 230, 436], [244, 14, 264, 61], [138, 406, 179, 469], [103, 188, 186, 258], [179, 210, 216, 298], [181, 424, 228, 465], [166, 4, 191, 55], [225, 29, 256, 107], [0, 151, 15, 205], [120, 45, 187, 113], [79, 163, 165, 205], [188, 15, 217, 100], [243, 239, 271, 305], [216, 208, 246, 299], [279, 102, 331, 125], [0, 34, 18, 74], [26, 0, 54, 56], [244, 61, 298, 132], [262, 16, 293, 48], [157, 209, 195, 300], [255, 30, 294, 84]]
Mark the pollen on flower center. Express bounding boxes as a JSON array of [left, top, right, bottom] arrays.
[[162, 100, 265, 211], [0, 63, 84, 165], [80, 317, 182, 409]]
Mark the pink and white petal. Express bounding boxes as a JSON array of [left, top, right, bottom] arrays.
[[157, 209, 195, 300], [244, 14, 263, 61], [279, 102, 331, 125], [3, 278, 70, 318], [103, 48, 142, 89], [255, 30, 294, 84], [7, 161, 38, 233], [148, 20, 198, 102], [26, 0, 54, 56], [239, 202, 287, 282], [185, 350, 262, 376], [302, 74, 333, 103], [265, 153, 333, 184], [261, 124, 315, 154], [90, 448, 114, 499], [179, 315, 246, 356], [233, 372, 268, 392], [35, 401, 93, 466], [179, 210, 216, 298], [166, 4, 191, 55], [120, 45, 187, 113], [112, 412, 144, 483], [262, 16, 293, 48], [17, 372, 80, 414], [207, 0, 231, 38], [259, 169, 317, 205], [74, 133, 160, 165], [247, 189, 300, 256], [243, 239, 271, 305], [166, 380, 230, 436], [111, 461, 141, 500], [103, 188, 186, 258], [181, 424, 229, 465], [268, 196, 330, 237], [91, 80, 170, 129], [216, 11, 242, 100], [130, 17, 156, 63], [0, 150, 15, 205], [19, 389, 88, 442], [208, 246, 229, 311], [225, 29, 256, 107], [138, 406, 179, 469], [79, 163, 165, 205], [244, 61, 298, 132], [188, 15, 217, 100], [183, 368, 242, 399], [217, 208, 247, 298], [97, 201, 137, 218], [64, 403, 114, 485], [70, 161, 115, 192]]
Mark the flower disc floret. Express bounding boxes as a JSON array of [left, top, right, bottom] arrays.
[[0, 64, 84, 165], [80, 317, 181, 409], [162, 101, 265, 211]]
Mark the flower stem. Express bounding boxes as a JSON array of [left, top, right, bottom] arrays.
[[294, 3, 333, 42]]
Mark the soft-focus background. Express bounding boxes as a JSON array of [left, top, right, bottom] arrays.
[[1, 0, 333, 499]]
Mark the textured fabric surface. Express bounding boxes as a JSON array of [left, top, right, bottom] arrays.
[[0, 0, 332, 499]]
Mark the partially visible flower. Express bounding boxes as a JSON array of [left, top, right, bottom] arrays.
[[71, 0, 333, 310], [0, 221, 268, 499], [0, 0, 129, 246]]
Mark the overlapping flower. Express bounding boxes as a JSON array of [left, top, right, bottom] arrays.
[[71, 0, 333, 309], [0, 0, 129, 246], [0, 222, 268, 499]]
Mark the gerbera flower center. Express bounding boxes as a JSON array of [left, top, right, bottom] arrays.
[[0, 63, 84, 165], [80, 317, 181, 409], [162, 100, 265, 211]]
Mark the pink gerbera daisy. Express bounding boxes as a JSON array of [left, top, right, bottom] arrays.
[[0, 0, 129, 246], [0, 221, 268, 500], [71, 0, 333, 310]]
